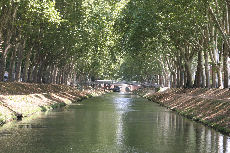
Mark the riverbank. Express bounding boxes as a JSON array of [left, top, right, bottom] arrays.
[[135, 88, 230, 136], [0, 82, 107, 126]]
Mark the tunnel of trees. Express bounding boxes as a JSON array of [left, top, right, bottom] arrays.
[[0, 0, 230, 88]]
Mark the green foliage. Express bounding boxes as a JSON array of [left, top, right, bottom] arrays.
[[1, 0, 226, 86], [0, 112, 3, 124], [51, 102, 66, 109], [40, 106, 47, 112]]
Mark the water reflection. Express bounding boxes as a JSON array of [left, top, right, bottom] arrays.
[[113, 93, 133, 147], [113, 93, 230, 153], [0, 93, 229, 153]]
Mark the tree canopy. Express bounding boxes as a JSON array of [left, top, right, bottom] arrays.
[[0, 0, 229, 88]]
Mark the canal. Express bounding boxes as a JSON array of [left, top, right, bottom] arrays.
[[0, 93, 229, 153]]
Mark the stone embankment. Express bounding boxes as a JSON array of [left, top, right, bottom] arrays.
[[136, 88, 230, 135], [0, 82, 107, 126]]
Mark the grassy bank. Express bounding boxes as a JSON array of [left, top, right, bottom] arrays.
[[135, 88, 230, 136], [0, 82, 107, 126]]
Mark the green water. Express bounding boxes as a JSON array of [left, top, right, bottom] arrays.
[[0, 93, 229, 153]]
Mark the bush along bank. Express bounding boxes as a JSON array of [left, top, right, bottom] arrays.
[[135, 88, 230, 136], [0, 82, 108, 126]]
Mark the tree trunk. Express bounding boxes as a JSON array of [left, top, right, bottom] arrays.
[[172, 72, 176, 88], [209, 25, 219, 88], [159, 74, 163, 87], [0, 38, 12, 81], [15, 40, 26, 82], [211, 64, 217, 88], [56, 69, 61, 84], [72, 70, 77, 86], [64, 72, 68, 85], [201, 45, 205, 88], [196, 50, 203, 88], [201, 72, 205, 88], [37, 63, 44, 83], [185, 60, 193, 88], [0, 55, 7, 81], [194, 71, 198, 88], [48, 65, 54, 84], [180, 66, 184, 87], [52, 66, 57, 84], [164, 72, 169, 87], [216, 65, 223, 88], [32, 64, 39, 83], [176, 67, 180, 87], [8, 48, 16, 82], [217, 41, 223, 88], [204, 26, 210, 88], [27, 64, 33, 82], [61, 70, 65, 84], [22, 48, 32, 82], [178, 54, 184, 88], [0, 3, 18, 81], [223, 42, 229, 88], [184, 68, 187, 88]]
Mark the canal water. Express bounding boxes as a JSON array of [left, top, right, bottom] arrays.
[[0, 93, 229, 153]]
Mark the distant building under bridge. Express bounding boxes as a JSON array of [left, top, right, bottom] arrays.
[[95, 80, 142, 92]]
